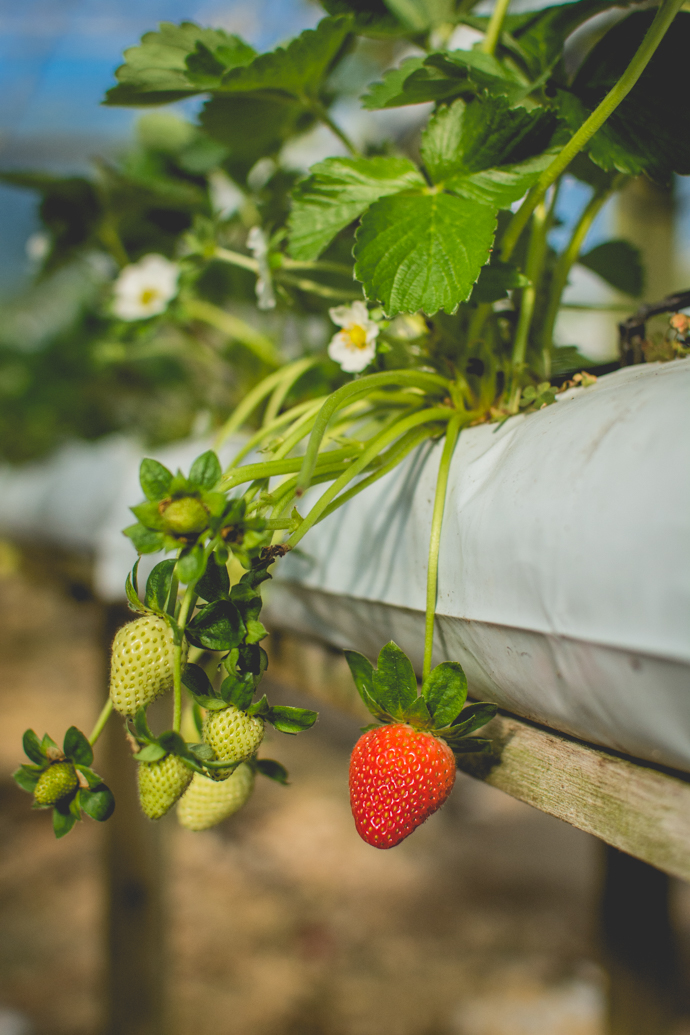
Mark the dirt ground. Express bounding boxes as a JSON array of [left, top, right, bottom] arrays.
[[0, 567, 688, 1035]]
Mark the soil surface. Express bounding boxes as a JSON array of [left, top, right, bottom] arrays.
[[0, 567, 688, 1035]]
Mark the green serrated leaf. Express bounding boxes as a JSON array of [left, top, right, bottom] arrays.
[[421, 661, 468, 728], [220, 16, 352, 99], [123, 523, 165, 555], [182, 663, 217, 700], [402, 695, 433, 727], [188, 450, 222, 491], [186, 600, 246, 651], [13, 765, 43, 793], [255, 758, 289, 784], [268, 705, 318, 734], [176, 544, 206, 585], [361, 56, 428, 109], [63, 727, 93, 767], [372, 642, 417, 719], [579, 240, 644, 297], [508, 0, 619, 78], [23, 729, 47, 765], [446, 152, 555, 209], [79, 784, 115, 822], [200, 94, 310, 177], [136, 742, 168, 762], [471, 260, 529, 303], [145, 559, 177, 613], [354, 192, 496, 317], [288, 155, 425, 261], [139, 458, 173, 501]]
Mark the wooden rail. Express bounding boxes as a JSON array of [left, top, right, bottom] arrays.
[[265, 629, 690, 881]]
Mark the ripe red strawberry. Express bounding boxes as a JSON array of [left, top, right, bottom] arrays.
[[349, 724, 457, 849]]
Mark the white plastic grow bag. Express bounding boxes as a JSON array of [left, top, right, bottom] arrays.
[[267, 360, 690, 774]]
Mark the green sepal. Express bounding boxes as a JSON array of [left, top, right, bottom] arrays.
[[247, 694, 270, 718], [230, 582, 262, 621], [63, 726, 93, 766], [255, 759, 289, 784], [186, 599, 246, 651], [130, 501, 165, 530], [125, 562, 145, 611], [237, 642, 268, 678], [157, 730, 188, 756], [401, 696, 433, 728], [188, 450, 221, 491], [220, 674, 255, 711], [145, 559, 177, 612], [176, 544, 206, 584], [22, 728, 47, 765], [140, 458, 173, 502], [359, 722, 380, 733], [196, 556, 230, 601], [245, 619, 268, 644], [133, 706, 156, 743], [450, 702, 498, 736], [124, 523, 165, 555], [421, 661, 468, 729], [13, 764, 43, 793], [267, 705, 318, 734], [181, 663, 217, 702], [239, 559, 273, 589], [372, 641, 417, 719], [74, 764, 105, 789], [79, 783, 115, 822], [451, 737, 492, 754], [53, 800, 77, 839], [41, 733, 59, 755], [344, 649, 393, 721], [135, 743, 168, 762]]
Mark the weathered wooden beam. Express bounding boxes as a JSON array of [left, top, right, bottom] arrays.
[[265, 630, 690, 882]]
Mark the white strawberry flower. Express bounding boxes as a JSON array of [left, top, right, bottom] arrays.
[[112, 253, 180, 321], [328, 301, 379, 373]]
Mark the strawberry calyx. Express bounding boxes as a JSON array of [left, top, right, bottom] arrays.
[[344, 641, 497, 757]]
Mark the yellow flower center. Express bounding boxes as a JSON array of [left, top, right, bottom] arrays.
[[139, 287, 160, 306], [346, 324, 368, 350]]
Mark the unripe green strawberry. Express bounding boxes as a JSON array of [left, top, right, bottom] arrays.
[[110, 615, 185, 716], [160, 496, 208, 535], [138, 754, 192, 820], [177, 764, 254, 831], [203, 705, 264, 775], [33, 761, 78, 807]]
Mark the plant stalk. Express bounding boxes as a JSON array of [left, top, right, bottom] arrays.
[[88, 698, 114, 746], [481, 0, 512, 56], [423, 413, 463, 680], [511, 199, 549, 379], [500, 0, 683, 262], [184, 298, 280, 367], [216, 358, 317, 453]]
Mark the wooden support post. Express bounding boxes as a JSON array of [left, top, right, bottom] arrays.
[[100, 604, 167, 1035], [601, 845, 678, 1035]]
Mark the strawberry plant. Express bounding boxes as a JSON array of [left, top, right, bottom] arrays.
[[11, 0, 690, 843]]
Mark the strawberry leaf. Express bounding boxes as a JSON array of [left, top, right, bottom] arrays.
[[452, 737, 492, 754], [196, 557, 230, 602], [176, 544, 206, 585], [354, 192, 496, 317], [372, 642, 417, 719], [471, 261, 529, 304], [22, 728, 47, 764], [402, 696, 433, 728], [79, 784, 115, 822], [13, 765, 42, 792], [63, 726, 93, 767], [188, 450, 221, 491], [451, 702, 497, 736], [421, 661, 467, 728], [219, 674, 255, 711], [255, 759, 289, 784], [361, 56, 428, 109], [579, 240, 644, 297], [145, 559, 177, 613], [445, 152, 554, 209], [268, 705, 318, 734], [182, 663, 217, 701], [289, 155, 425, 261], [139, 458, 173, 501], [53, 801, 77, 839], [124, 523, 165, 555], [187, 600, 246, 650]]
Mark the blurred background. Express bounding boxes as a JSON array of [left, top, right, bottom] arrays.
[[0, 1, 689, 1033]]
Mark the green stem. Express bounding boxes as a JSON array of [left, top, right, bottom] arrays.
[[423, 413, 463, 680], [280, 258, 353, 277], [276, 271, 363, 301], [221, 443, 365, 491], [540, 183, 617, 373], [511, 199, 549, 379], [184, 298, 280, 367], [172, 585, 196, 734], [263, 360, 316, 427], [500, 0, 683, 262], [215, 358, 317, 453], [228, 397, 326, 469], [481, 0, 512, 56], [88, 699, 114, 746], [214, 246, 259, 273], [313, 103, 360, 157], [288, 408, 455, 550], [296, 370, 451, 496]]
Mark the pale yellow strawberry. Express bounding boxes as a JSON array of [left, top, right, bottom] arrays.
[[110, 615, 187, 716], [203, 705, 264, 776], [33, 761, 77, 807], [177, 764, 254, 831], [138, 754, 192, 820]]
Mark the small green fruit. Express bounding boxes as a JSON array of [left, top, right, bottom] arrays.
[[110, 615, 186, 717], [138, 754, 193, 820], [160, 496, 208, 535], [177, 764, 255, 830], [203, 705, 264, 776], [34, 761, 78, 807]]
